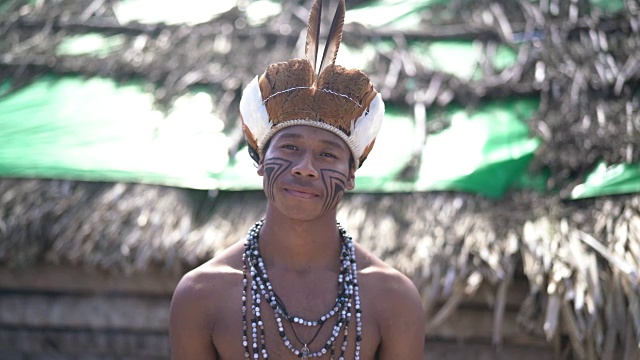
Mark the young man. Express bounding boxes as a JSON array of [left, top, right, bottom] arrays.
[[169, 0, 425, 359]]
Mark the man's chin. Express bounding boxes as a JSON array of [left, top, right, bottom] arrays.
[[274, 205, 329, 222]]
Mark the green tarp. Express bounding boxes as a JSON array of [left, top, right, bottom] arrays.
[[1, 0, 635, 198], [111, 0, 626, 30], [0, 76, 542, 197], [571, 162, 640, 200], [0, 77, 224, 189]]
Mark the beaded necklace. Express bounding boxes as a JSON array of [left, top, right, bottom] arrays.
[[242, 220, 362, 359]]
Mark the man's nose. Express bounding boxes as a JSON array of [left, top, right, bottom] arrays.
[[291, 153, 319, 178]]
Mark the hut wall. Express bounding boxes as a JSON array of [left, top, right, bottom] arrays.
[[0, 265, 177, 359], [0, 265, 556, 359]]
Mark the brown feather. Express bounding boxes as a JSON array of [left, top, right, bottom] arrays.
[[317, 0, 345, 80], [259, 60, 315, 124], [315, 65, 376, 133], [305, 0, 322, 72]]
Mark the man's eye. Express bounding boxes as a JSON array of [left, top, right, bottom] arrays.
[[282, 144, 297, 150], [321, 152, 337, 158]]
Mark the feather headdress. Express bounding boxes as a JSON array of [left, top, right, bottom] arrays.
[[239, 0, 384, 169]]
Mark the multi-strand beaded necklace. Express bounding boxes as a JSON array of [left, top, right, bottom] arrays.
[[241, 220, 362, 359]]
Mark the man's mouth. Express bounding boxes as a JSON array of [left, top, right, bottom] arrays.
[[284, 187, 319, 199]]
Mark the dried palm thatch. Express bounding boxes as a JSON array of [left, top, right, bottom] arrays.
[[1, 0, 639, 358], [1, 178, 639, 358], [518, 195, 640, 359]]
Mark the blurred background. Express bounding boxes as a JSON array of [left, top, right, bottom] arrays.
[[0, 0, 639, 359]]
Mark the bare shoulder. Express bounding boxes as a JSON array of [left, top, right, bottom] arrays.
[[355, 243, 425, 359], [169, 240, 246, 359], [355, 243, 423, 308], [172, 239, 245, 306]]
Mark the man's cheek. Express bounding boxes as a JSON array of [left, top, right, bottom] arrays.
[[320, 168, 348, 214], [262, 157, 292, 201]]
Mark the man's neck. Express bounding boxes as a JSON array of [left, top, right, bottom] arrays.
[[257, 209, 343, 273]]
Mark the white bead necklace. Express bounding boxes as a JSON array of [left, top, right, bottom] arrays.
[[241, 220, 362, 359]]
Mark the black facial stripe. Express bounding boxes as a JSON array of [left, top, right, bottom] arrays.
[[320, 168, 348, 214], [263, 157, 292, 201]]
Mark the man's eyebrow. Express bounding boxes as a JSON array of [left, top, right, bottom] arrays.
[[320, 139, 347, 151], [278, 133, 303, 140], [277, 132, 347, 151]]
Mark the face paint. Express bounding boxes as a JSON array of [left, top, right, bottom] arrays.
[[262, 157, 292, 202], [320, 168, 349, 214]]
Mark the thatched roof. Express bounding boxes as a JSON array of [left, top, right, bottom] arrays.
[[1, 0, 639, 358], [2, 0, 638, 189]]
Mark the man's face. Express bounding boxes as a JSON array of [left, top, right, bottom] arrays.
[[257, 125, 355, 220]]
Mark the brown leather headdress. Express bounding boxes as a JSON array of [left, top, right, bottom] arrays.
[[239, 0, 384, 169]]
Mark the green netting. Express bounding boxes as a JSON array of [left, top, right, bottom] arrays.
[[111, 0, 627, 28], [350, 0, 627, 29], [56, 34, 127, 58], [114, 0, 438, 28], [114, 0, 284, 27], [570, 162, 640, 199], [2, 74, 635, 197], [0, 76, 226, 189], [51, 31, 519, 84], [340, 39, 518, 82], [409, 40, 518, 80], [0, 2, 15, 16], [347, 0, 447, 30], [414, 99, 541, 197], [115, 0, 237, 25], [589, 0, 626, 13], [0, 82, 10, 97], [1, 0, 633, 197], [0, 76, 545, 197], [217, 99, 543, 198]]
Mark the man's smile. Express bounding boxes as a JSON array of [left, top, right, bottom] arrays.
[[283, 186, 320, 199]]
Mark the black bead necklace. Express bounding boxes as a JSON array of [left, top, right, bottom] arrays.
[[241, 220, 362, 359]]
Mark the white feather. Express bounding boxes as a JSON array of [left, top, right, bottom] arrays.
[[350, 93, 385, 159], [239, 75, 271, 147]]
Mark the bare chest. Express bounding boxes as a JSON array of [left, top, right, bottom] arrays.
[[211, 273, 380, 360]]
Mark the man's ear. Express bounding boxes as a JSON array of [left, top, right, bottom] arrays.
[[345, 167, 355, 190]]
